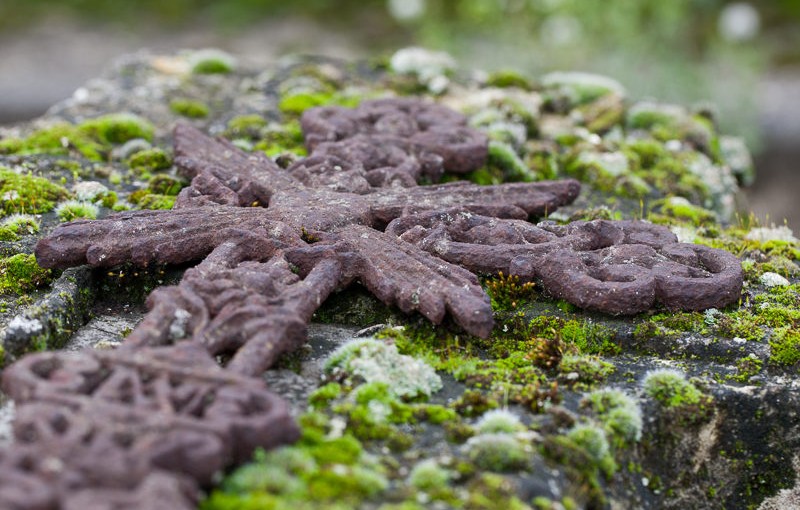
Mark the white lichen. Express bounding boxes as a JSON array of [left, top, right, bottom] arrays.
[[72, 181, 109, 202], [745, 226, 798, 244], [325, 337, 442, 399], [760, 272, 790, 288], [7, 315, 43, 336]]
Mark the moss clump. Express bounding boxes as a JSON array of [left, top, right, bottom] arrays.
[[563, 150, 651, 198], [768, 327, 800, 366], [145, 174, 187, 196], [190, 50, 236, 74], [484, 272, 536, 310], [732, 356, 763, 383], [465, 433, 531, 472], [279, 92, 360, 116], [169, 98, 209, 118], [558, 355, 615, 388], [583, 389, 643, 445], [0, 168, 70, 216], [566, 423, 616, 475], [642, 369, 704, 408], [128, 192, 176, 210], [408, 459, 451, 492], [0, 114, 154, 161], [55, 200, 99, 221], [529, 315, 620, 356], [627, 103, 720, 160], [80, 113, 154, 145], [486, 141, 536, 182], [0, 214, 39, 241], [0, 254, 52, 294], [126, 148, 172, 175], [541, 71, 624, 109], [225, 114, 268, 139], [658, 196, 715, 226], [204, 417, 387, 509], [485, 70, 533, 90]]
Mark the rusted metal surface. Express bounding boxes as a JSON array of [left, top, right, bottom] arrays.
[[387, 211, 743, 314], [0, 97, 742, 507]]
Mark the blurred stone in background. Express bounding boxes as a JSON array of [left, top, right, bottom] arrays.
[[0, 0, 797, 226]]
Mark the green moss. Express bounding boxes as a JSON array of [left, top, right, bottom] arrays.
[[466, 433, 530, 472], [0, 168, 70, 216], [485, 70, 532, 90], [309, 382, 342, 409], [0, 114, 154, 161], [643, 369, 704, 408], [451, 389, 498, 417], [634, 311, 709, 342], [659, 196, 715, 226], [716, 311, 764, 342], [279, 92, 360, 116], [55, 200, 99, 221], [0, 123, 102, 160], [559, 355, 615, 387], [80, 113, 154, 145], [170, 98, 210, 118], [415, 404, 457, 424], [465, 473, 531, 510], [624, 139, 667, 169], [0, 253, 53, 294], [566, 423, 616, 476], [732, 356, 763, 383], [252, 121, 308, 157], [529, 315, 620, 355], [768, 327, 800, 366], [191, 51, 235, 74], [146, 174, 186, 196], [135, 193, 176, 210], [225, 114, 268, 139], [487, 141, 535, 182], [563, 150, 651, 198], [0, 214, 39, 241], [205, 418, 387, 509], [126, 148, 172, 175], [583, 389, 643, 446], [484, 272, 537, 310], [408, 459, 451, 492]]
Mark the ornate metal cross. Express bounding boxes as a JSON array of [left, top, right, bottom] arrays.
[[0, 98, 741, 508]]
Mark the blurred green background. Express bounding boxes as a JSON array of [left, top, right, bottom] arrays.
[[0, 0, 798, 224]]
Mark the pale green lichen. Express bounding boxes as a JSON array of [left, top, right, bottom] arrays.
[[325, 337, 442, 400]]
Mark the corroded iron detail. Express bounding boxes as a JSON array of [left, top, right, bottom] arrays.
[[0, 343, 298, 508], [387, 211, 743, 314]]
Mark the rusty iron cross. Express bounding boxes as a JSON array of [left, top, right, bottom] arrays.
[[0, 98, 741, 508]]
